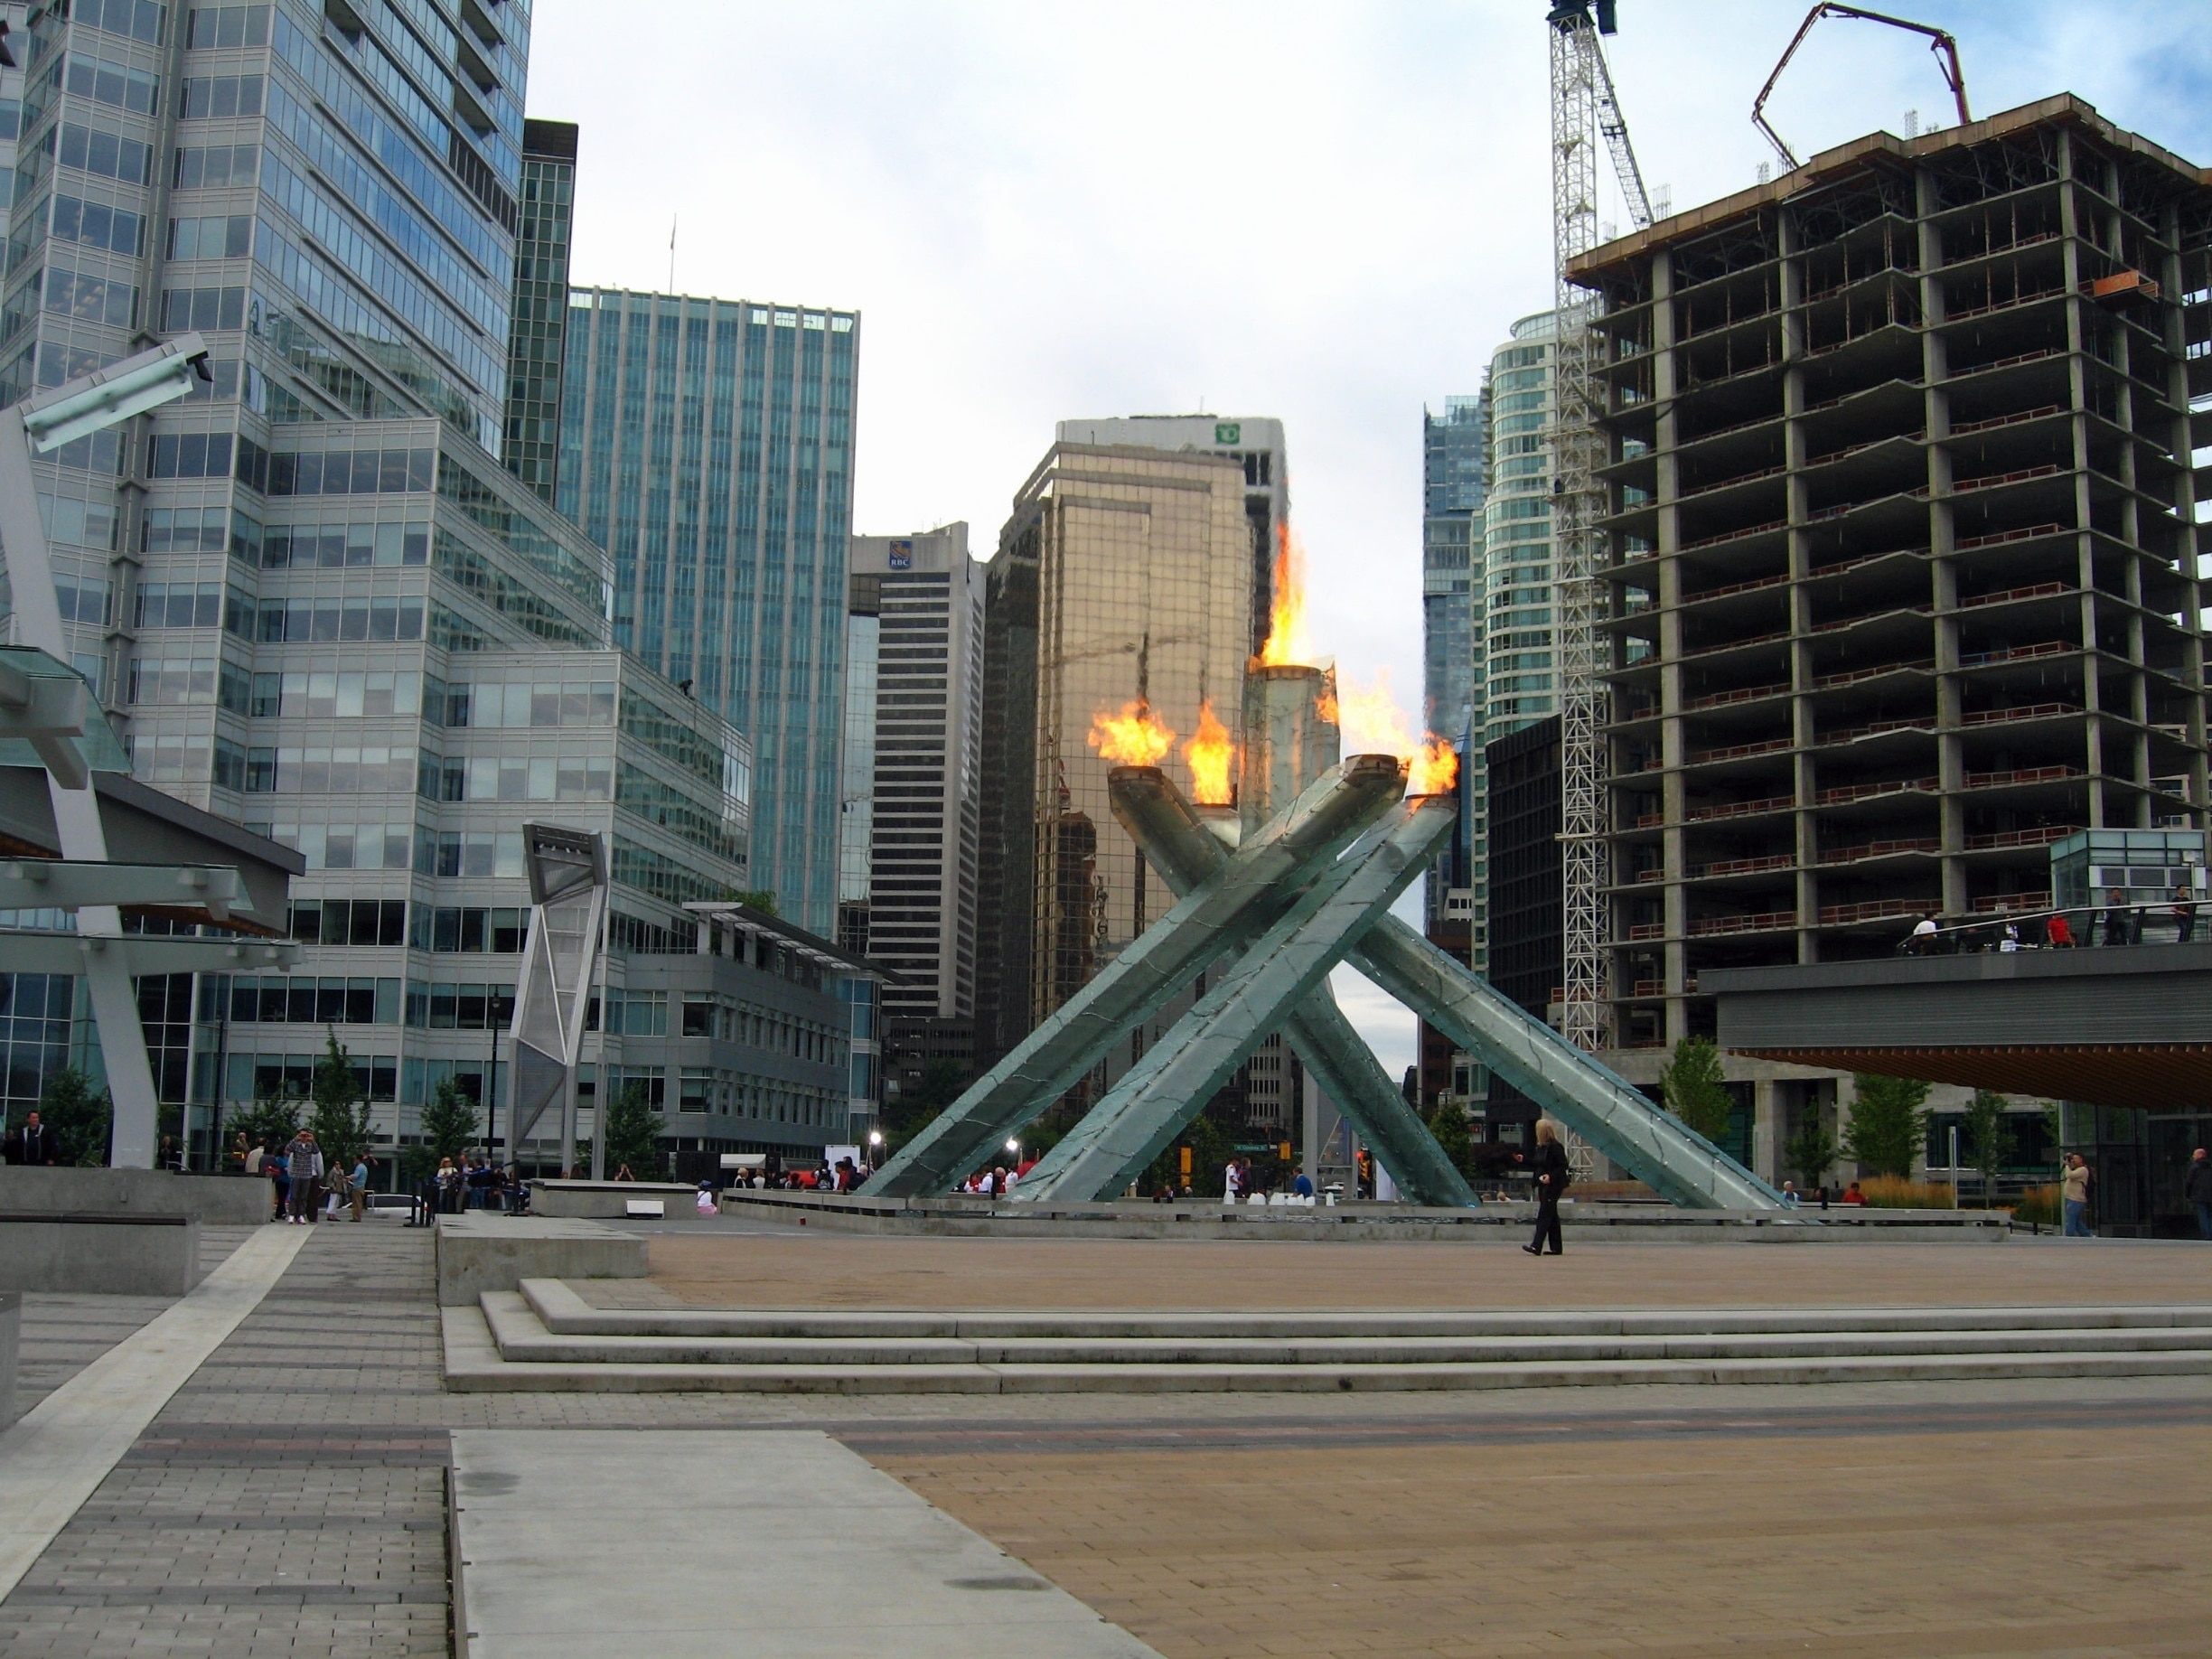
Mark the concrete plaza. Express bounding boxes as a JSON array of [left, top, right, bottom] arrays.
[[0, 1216, 2205, 1657]]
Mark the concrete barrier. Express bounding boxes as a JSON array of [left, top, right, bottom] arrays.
[[0, 1212, 199, 1295], [0, 1291, 17, 1430], [528, 1180, 704, 1220], [0, 1166, 267, 1224], [435, 1213, 648, 1308]]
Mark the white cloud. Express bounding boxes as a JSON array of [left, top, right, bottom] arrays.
[[525, 0, 2207, 1071]]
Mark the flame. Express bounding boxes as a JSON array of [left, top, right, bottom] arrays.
[[1088, 698, 1175, 766], [1328, 667, 1460, 795], [1256, 521, 1312, 668], [1184, 698, 1236, 805]]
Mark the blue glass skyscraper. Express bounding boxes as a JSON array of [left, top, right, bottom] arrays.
[[558, 290, 858, 934]]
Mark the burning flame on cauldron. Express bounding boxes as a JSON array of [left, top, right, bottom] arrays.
[[1088, 698, 1176, 767], [1256, 522, 1312, 668], [1324, 667, 1460, 796], [1183, 698, 1236, 805]]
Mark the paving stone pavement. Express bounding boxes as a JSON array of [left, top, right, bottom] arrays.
[[2, 1222, 2207, 1657], [12, 1227, 256, 1414]]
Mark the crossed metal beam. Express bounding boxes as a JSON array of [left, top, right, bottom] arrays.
[[864, 755, 1406, 1198], [866, 755, 1782, 1212], [1099, 772, 1786, 1212], [1017, 787, 1458, 1201], [1026, 767, 1475, 1206]]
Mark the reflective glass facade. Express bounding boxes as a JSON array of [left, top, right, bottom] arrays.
[[558, 288, 859, 935], [502, 117, 572, 501]]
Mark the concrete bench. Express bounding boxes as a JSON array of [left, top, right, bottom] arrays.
[[0, 1211, 199, 1296], [528, 1179, 703, 1220], [0, 1166, 267, 1224], [435, 1213, 648, 1307]]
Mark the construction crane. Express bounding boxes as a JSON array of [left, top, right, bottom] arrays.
[[1752, 4, 1971, 169], [1546, 0, 1653, 1063]]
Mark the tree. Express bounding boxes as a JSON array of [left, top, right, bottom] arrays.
[[727, 888, 778, 915], [601, 1081, 663, 1179], [1963, 1089, 2017, 1208], [1785, 1110, 1838, 1192], [402, 1075, 481, 1186], [1843, 1073, 1931, 1177], [39, 1066, 111, 1167], [885, 1057, 969, 1152], [227, 1090, 301, 1152], [1423, 1096, 1477, 1180], [307, 1028, 376, 1174], [1141, 1105, 1234, 1197], [1659, 1036, 1734, 1144]]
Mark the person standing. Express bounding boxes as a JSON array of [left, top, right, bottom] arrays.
[[1523, 1119, 1570, 1257], [267, 1141, 289, 1222], [2170, 885, 2197, 945], [2101, 889, 2135, 947], [283, 1128, 323, 1223], [2183, 1148, 2212, 1242], [349, 1153, 372, 1222], [1223, 1157, 1245, 1204], [14, 1111, 58, 1166], [2061, 1153, 2093, 1237]]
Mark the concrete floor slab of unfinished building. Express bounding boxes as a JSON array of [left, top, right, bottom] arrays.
[[635, 1232, 2212, 1313]]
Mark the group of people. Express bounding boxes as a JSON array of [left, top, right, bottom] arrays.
[[1906, 886, 2199, 956], [239, 1130, 371, 1223]]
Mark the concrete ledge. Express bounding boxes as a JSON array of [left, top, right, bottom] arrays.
[[434, 1213, 647, 1307], [528, 1179, 703, 1219], [0, 1292, 16, 1430], [0, 1212, 198, 1295], [0, 1166, 267, 1224], [718, 1188, 2014, 1242]]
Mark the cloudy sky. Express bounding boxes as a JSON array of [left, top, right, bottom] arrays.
[[528, 0, 2208, 1077]]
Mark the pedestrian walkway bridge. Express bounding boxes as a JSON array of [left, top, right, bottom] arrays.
[[1705, 942, 2212, 1110]]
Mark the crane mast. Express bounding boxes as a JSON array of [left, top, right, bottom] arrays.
[[1547, 1, 1651, 1063]]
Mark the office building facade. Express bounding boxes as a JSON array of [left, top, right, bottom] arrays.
[[502, 117, 573, 502], [1421, 394, 1486, 941], [839, 523, 983, 1023], [975, 442, 1254, 1063], [1054, 415, 1287, 661], [0, 0, 863, 1169], [558, 286, 859, 936]]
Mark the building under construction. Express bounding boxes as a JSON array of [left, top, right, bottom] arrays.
[[1576, 96, 2209, 1053]]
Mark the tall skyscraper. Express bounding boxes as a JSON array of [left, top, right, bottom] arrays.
[[1054, 415, 1288, 659], [502, 118, 575, 502], [0, 0, 863, 1171], [974, 442, 1253, 1062], [840, 524, 984, 1024], [558, 289, 860, 934], [1480, 312, 1561, 746], [1421, 394, 1486, 939]]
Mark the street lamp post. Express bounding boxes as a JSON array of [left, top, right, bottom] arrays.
[[0, 338, 211, 1168]]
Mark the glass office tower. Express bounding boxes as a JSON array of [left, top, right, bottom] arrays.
[[502, 116, 573, 502], [0, 0, 857, 1171], [558, 288, 859, 936]]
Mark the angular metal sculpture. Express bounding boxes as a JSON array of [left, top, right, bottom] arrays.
[[1019, 792, 1457, 1201], [1104, 768, 1476, 1207], [862, 755, 1406, 1197], [505, 825, 609, 1177]]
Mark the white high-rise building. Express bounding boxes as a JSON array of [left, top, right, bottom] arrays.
[[841, 525, 984, 1023], [1480, 313, 1561, 745]]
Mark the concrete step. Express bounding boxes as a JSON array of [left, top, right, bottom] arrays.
[[445, 1306, 2212, 1395], [483, 1294, 2212, 1369], [442, 1289, 2212, 1394], [515, 1279, 2212, 1341]]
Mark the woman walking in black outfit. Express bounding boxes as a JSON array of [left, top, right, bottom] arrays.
[[1523, 1118, 1570, 1256]]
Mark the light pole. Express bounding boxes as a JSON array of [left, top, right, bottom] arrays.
[[0, 337, 213, 1167], [867, 1128, 883, 1172]]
